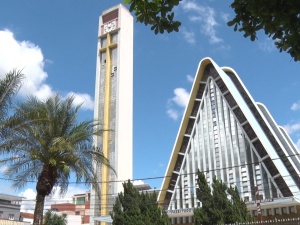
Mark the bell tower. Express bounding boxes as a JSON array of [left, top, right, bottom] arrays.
[[90, 5, 133, 224]]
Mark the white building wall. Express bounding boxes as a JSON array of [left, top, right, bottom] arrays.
[[66, 215, 81, 225], [114, 4, 133, 195]]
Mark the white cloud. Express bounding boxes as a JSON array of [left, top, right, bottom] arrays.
[[182, 28, 196, 44], [283, 122, 300, 135], [186, 74, 194, 83], [0, 30, 50, 98], [221, 12, 229, 22], [172, 88, 190, 107], [167, 88, 190, 120], [67, 92, 94, 110], [33, 84, 54, 101], [0, 29, 94, 110], [132, 180, 144, 185], [181, 0, 222, 44], [258, 38, 276, 53], [19, 186, 88, 213], [19, 189, 37, 213], [158, 163, 165, 168], [291, 101, 300, 111], [167, 108, 180, 120]]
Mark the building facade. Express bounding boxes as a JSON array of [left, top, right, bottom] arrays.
[[158, 58, 300, 224], [90, 4, 133, 225], [51, 192, 90, 224], [0, 194, 23, 222]]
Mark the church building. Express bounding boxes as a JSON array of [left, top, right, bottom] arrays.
[[158, 57, 300, 224]]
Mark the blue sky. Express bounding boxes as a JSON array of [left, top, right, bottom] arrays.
[[1, 0, 300, 211]]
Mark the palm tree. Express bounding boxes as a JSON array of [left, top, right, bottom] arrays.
[[0, 94, 114, 225]]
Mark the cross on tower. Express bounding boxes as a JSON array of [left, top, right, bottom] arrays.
[[99, 32, 117, 219]]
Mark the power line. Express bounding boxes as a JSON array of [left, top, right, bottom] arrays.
[[2, 149, 300, 214], [4, 175, 300, 209], [2, 151, 300, 185]]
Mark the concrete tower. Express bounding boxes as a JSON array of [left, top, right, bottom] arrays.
[[90, 5, 133, 224]]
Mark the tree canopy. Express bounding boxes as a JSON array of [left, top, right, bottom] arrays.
[[228, 0, 300, 61], [124, 0, 300, 61], [194, 170, 251, 225], [111, 180, 170, 225], [124, 0, 181, 34]]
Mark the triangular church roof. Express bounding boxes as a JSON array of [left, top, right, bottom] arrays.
[[158, 57, 300, 208]]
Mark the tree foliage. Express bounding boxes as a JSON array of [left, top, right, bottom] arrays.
[[123, 0, 181, 34], [227, 186, 251, 223], [125, 0, 300, 61], [0, 94, 114, 225], [210, 176, 231, 224], [44, 210, 67, 225], [194, 171, 212, 225], [111, 180, 170, 225], [194, 170, 251, 225], [228, 0, 300, 61]]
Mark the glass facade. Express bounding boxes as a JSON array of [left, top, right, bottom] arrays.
[[168, 74, 275, 211]]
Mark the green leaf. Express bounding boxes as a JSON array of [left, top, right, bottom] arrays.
[[234, 24, 238, 31], [129, 1, 136, 12], [123, 0, 132, 4], [227, 20, 236, 26]]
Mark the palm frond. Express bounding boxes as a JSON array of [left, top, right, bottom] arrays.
[[0, 69, 24, 119]]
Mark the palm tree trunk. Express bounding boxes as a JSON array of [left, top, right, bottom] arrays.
[[33, 193, 45, 225], [33, 165, 57, 225]]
